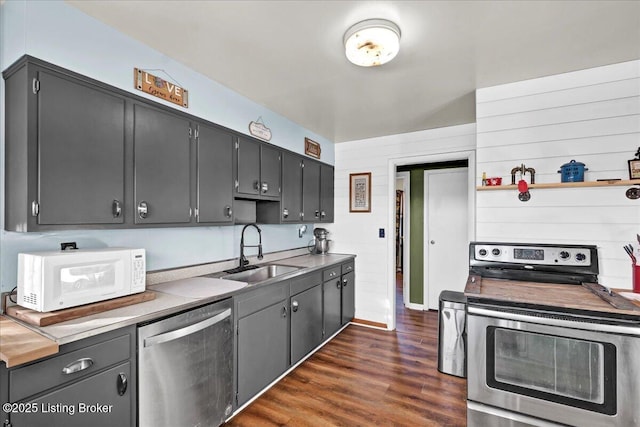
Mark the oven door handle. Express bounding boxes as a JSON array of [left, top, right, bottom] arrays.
[[468, 306, 640, 336]]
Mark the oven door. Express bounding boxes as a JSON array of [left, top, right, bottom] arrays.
[[467, 305, 640, 427]]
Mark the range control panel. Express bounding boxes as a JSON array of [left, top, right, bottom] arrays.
[[473, 244, 592, 267]]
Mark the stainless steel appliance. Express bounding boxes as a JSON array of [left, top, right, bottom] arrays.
[[138, 298, 233, 427], [309, 227, 331, 254], [466, 242, 640, 427], [437, 290, 467, 378]]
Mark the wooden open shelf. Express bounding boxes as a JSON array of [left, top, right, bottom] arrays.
[[477, 179, 640, 191]]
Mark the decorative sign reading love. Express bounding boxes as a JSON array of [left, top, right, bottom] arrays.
[[134, 68, 189, 108]]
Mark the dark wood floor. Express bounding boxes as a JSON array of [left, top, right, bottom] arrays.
[[225, 274, 467, 426]]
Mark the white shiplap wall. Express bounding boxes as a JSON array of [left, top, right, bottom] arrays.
[[332, 124, 476, 326], [476, 60, 640, 289]]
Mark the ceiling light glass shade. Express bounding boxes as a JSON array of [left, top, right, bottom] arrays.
[[344, 19, 401, 67]]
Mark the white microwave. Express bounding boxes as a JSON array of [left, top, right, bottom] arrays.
[[17, 247, 146, 312]]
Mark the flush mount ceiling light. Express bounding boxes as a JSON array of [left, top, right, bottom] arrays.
[[344, 18, 401, 67]]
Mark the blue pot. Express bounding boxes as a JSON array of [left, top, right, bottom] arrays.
[[558, 160, 588, 182]]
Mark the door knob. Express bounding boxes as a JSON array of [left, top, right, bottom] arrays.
[[430, 240, 435, 244]]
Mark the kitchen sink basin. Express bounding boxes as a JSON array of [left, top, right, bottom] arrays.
[[221, 264, 300, 284]]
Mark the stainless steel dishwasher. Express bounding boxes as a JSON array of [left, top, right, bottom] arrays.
[[138, 298, 233, 427]]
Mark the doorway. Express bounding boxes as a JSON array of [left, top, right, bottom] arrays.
[[387, 151, 475, 331]]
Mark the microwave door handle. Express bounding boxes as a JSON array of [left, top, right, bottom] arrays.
[[143, 308, 231, 348]]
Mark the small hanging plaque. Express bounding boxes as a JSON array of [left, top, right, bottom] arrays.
[[134, 68, 188, 108], [249, 119, 272, 141], [304, 137, 321, 159]]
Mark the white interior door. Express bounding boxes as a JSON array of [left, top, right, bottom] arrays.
[[424, 168, 469, 310]]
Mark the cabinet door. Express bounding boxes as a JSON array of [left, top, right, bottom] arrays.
[[10, 362, 132, 427], [323, 279, 342, 339], [37, 71, 125, 225], [196, 124, 234, 223], [237, 301, 288, 406], [341, 270, 356, 325], [280, 152, 303, 222], [320, 164, 335, 223], [236, 137, 260, 196], [260, 145, 281, 198], [133, 104, 191, 224], [302, 160, 321, 222], [290, 284, 323, 364]]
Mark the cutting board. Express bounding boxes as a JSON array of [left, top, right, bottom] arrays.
[[0, 316, 58, 367], [7, 291, 156, 327]]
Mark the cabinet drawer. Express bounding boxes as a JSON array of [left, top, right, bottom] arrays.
[[290, 272, 322, 296], [322, 266, 340, 282], [342, 261, 354, 275], [10, 334, 130, 401], [236, 282, 288, 319]]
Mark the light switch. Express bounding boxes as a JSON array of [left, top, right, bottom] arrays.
[[379, 228, 385, 238]]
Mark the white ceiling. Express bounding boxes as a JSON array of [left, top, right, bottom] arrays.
[[67, 1, 640, 143]]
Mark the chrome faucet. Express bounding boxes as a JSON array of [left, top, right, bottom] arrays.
[[239, 223, 263, 268]]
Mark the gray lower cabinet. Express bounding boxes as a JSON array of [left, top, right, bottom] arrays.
[[235, 283, 289, 407], [323, 265, 343, 338], [133, 103, 192, 224], [4, 61, 126, 231], [323, 261, 356, 338], [290, 273, 323, 364], [2, 326, 136, 427], [196, 123, 234, 223]]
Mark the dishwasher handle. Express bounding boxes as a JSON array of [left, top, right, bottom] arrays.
[[143, 308, 231, 348]]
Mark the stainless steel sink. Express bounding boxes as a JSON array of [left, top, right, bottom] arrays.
[[221, 264, 300, 284]]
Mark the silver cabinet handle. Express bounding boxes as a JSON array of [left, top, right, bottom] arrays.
[[281, 306, 287, 318], [31, 200, 39, 217], [321, 211, 326, 218], [144, 308, 231, 348], [254, 180, 260, 191], [62, 357, 94, 375], [315, 210, 320, 218], [283, 208, 289, 218], [336, 280, 342, 289], [345, 265, 353, 272], [328, 271, 337, 277], [342, 278, 348, 287], [225, 205, 233, 218], [292, 300, 299, 312], [138, 201, 149, 219], [261, 182, 269, 193], [117, 373, 128, 396], [112, 199, 122, 218]]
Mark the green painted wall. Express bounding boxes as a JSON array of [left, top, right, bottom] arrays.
[[408, 170, 424, 304]]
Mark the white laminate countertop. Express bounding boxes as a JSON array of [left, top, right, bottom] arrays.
[[11, 253, 355, 346]]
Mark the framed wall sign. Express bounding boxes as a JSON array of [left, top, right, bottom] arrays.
[[304, 137, 321, 159], [629, 159, 640, 179], [349, 172, 371, 213]]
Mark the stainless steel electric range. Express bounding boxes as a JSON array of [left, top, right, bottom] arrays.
[[464, 242, 640, 427]]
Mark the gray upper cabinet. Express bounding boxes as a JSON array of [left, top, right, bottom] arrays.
[[302, 159, 321, 222], [280, 151, 303, 222], [196, 124, 234, 223], [235, 137, 281, 200], [319, 163, 335, 223], [4, 61, 126, 231], [133, 104, 192, 224]]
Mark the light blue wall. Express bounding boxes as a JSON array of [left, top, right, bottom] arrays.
[[0, 1, 332, 291]]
